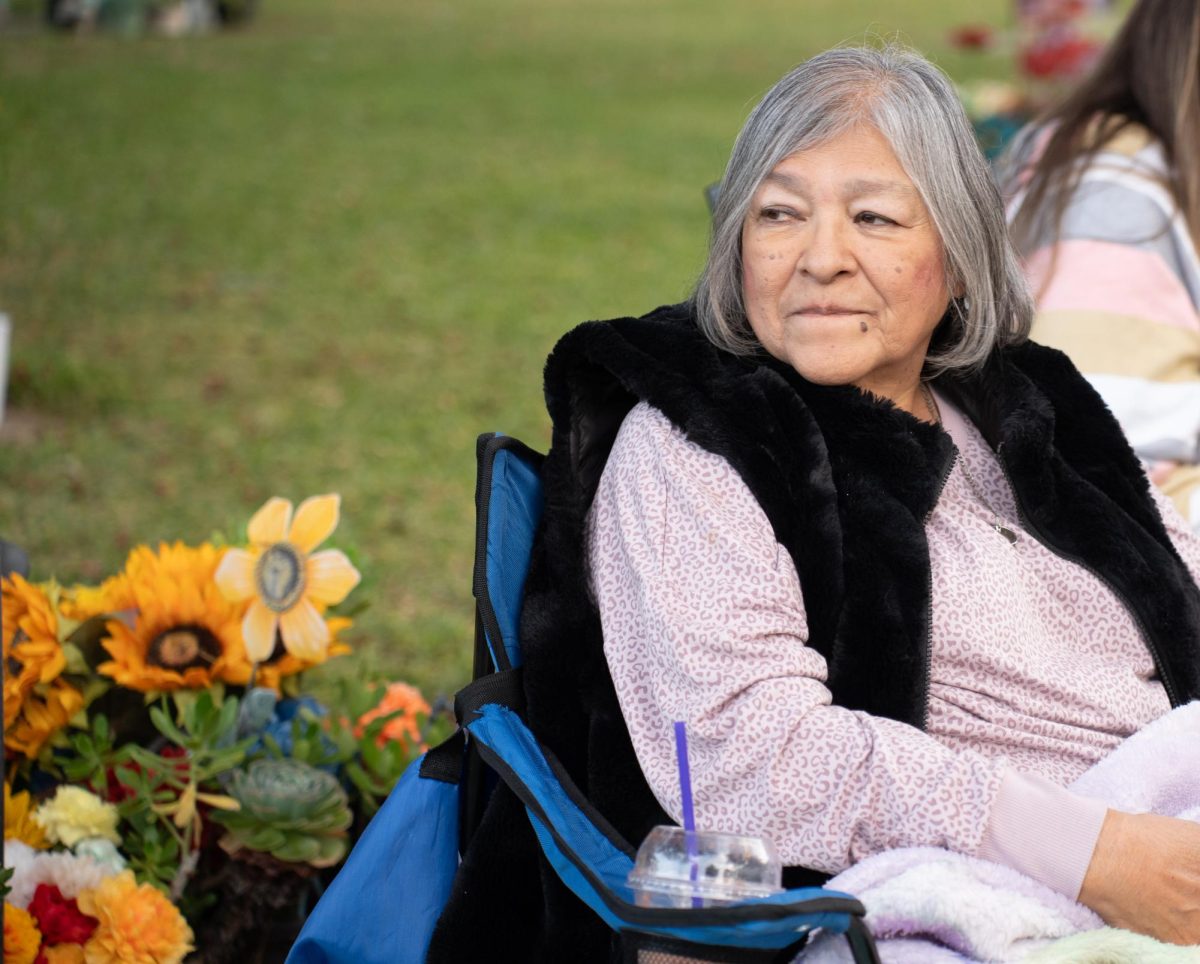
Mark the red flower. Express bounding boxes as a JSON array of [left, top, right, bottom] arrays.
[[28, 884, 98, 946], [1020, 36, 1101, 79], [949, 24, 993, 50]]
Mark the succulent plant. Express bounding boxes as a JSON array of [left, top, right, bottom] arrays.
[[212, 759, 352, 868]]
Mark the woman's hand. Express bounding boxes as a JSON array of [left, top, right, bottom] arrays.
[[1079, 809, 1200, 945]]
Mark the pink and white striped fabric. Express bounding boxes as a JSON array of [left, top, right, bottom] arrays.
[[1006, 122, 1200, 530]]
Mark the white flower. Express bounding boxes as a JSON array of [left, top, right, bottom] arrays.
[[3, 839, 119, 908], [73, 836, 127, 875]]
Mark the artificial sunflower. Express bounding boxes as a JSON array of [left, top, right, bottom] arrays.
[[4, 783, 49, 849], [58, 572, 131, 623], [215, 494, 361, 663], [5, 680, 85, 760], [95, 542, 254, 693], [2, 575, 69, 730]]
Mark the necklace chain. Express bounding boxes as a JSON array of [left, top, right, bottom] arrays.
[[921, 383, 1019, 545]]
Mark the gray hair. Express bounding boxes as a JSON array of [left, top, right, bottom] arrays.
[[693, 45, 1032, 374]]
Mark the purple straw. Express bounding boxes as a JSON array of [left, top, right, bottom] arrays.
[[673, 721, 702, 906]]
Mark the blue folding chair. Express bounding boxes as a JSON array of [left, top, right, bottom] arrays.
[[288, 433, 879, 964]]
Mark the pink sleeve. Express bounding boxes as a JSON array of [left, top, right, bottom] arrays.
[[588, 403, 1009, 876], [976, 771, 1107, 899]]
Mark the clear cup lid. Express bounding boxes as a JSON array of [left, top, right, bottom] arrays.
[[626, 825, 784, 904]]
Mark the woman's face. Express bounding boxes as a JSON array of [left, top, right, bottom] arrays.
[[740, 124, 953, 410]]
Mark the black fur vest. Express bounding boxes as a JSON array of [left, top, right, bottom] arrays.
[[429, 303, 1200, 963]]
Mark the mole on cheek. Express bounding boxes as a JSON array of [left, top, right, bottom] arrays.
[[894, 265, 902, 274], [859, 320, 868, 333]]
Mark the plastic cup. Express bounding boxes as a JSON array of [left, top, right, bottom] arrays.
[[627, 825, 783, 908]]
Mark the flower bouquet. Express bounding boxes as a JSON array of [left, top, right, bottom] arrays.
[[3, 495, 450, 964]]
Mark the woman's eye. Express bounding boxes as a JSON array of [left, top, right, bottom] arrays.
[[856, 211, 895, 226], [759, 207, 797, 222]]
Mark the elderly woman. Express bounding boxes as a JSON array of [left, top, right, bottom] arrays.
[[429, 47, 1200, 961]]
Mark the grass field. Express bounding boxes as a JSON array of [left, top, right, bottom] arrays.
[[0, 0, 1010, 699]]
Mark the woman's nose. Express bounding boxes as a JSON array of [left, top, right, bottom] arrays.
[[798, 218, 854, 283]]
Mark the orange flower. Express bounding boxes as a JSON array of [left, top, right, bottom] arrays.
[[3, 902, 42, 964], [95, 543, 254, 692], [5, 680, 85, 760], [42, 947, 86, 964], [76, 871, 193, 964], [216, 495, 360, 663], [355, 682, 431, 751], [58, 573, 130, 623], [3, 575, 68, 730]]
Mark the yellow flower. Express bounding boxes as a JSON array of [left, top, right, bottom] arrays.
[[77, 871, 193, 964], [95, 542, 254, 692], [5, 782, 49, 849], [5, 679, 85, 762], [59, 573, 131, 622], [3, 902, 42, 964], [216, 495, 361, 663], [3, 575, 74, 753], [33, 786, 120, 848], [253, 617, 353, 691], [2, 574, 67, 691]]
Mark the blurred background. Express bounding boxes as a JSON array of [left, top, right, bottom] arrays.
[[0, 0, 1115, 699]]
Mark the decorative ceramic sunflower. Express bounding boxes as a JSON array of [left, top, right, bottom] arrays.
[[252, 617, 353, 692], [215, 495, 360, 663], [95, 542, 253, 692]]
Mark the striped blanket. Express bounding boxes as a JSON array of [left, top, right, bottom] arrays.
[[1006, 123, 1200, 531]]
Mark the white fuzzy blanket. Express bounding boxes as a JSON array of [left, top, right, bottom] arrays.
[[803, 702, 1200, 963]]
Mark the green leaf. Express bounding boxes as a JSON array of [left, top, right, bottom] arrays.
[[64, 615, 118, 671], [272, 836, 321, 864], [345, 761, 384, 800], [310, 835, 349, 868], [360, 738, 386, 775], [243, 826, 289, 851], [216, 692, 239, 738], [149, 705, 187, 746], [60, 641, 90, 676]]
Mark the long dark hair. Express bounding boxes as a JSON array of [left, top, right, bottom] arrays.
[[1007, 0, 1200, 254]]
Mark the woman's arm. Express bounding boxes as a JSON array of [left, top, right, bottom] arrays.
[[1080, 810, 1200, 945], [588, 402, 1103, 886]]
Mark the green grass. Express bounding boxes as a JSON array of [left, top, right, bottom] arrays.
[[0, 0, 1010, 698]]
